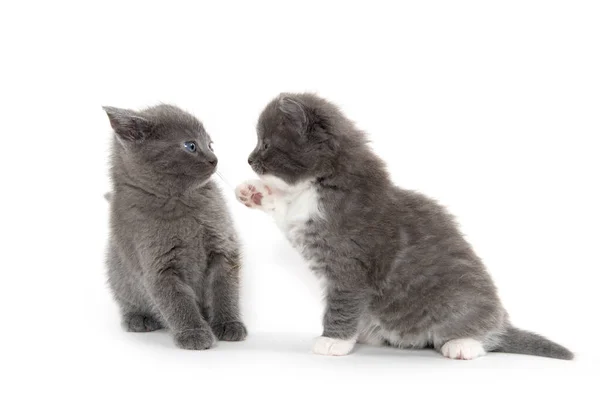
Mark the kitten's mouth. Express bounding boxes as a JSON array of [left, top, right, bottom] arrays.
[[203, 163, 218, 176], [251, 163, 267, 175]]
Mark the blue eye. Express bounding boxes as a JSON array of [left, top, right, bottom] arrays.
[[184, 141, 197, 153]]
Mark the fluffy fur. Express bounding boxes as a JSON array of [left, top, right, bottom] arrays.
[[105, 104, 246, 350], [236, 93, 573, 360]]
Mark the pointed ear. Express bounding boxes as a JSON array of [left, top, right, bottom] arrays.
[[103, 106, 153, 141], [278, 96, 308, 133]]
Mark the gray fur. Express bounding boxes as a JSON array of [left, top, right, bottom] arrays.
[[249, 93, 573, 360], [104, 104, 246, 350]]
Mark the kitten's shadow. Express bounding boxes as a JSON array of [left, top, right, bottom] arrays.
[[125, 330, 444, 361], [124, 329, 174, 350], [125, 330, 314, 354]]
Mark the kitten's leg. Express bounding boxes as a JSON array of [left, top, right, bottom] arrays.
[[116, 295, 163, 332], [235, 180, 278, 212], [440, 338, 487, 360], [207, 254, 247, 341], [107, 244, 163, 332], [313, 287, 364, 356], [114, 292, 163, 332], [145, 268, 215, 350]]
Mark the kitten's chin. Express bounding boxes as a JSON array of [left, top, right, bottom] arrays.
[[193, 166, 218, 189], [193, 174, 215, 189]]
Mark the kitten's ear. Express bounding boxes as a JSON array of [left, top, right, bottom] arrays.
[[103, 106, 153, 141], [278, 96, 308, 133]]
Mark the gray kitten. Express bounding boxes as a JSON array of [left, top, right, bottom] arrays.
[[235, 93, 572, 360], [104, 104, 246, 350]]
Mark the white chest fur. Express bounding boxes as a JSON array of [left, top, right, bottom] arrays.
[[260, 175, 321, 249]]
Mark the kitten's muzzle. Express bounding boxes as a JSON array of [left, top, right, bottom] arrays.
[[207, 153, 218, 167], [248, 157, 265, 174], [248, 151, 266, 174]]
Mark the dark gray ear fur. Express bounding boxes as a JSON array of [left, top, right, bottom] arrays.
[[103, 106, 154, 141], [278, 96, 308, 133]]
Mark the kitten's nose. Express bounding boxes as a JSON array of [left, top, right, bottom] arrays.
[[247, 157, 254, 165], [207, 155, 218, 166]]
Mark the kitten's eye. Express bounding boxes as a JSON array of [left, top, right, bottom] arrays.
[[263, 142, 269, 150], [184, 141, 197, 153], [208, 142, 214, 152]]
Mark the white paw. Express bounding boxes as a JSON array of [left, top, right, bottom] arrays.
[[312, 336, 356, 356], [235, 180, 275, 211], [441, 338, 486, 360]]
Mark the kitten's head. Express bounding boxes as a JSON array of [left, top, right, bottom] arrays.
[[249, 93, 347, 185], [104, 104, 217, 190]]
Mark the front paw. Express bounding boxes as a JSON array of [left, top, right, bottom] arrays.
[[313, 336, 356, 356], [235, 181, 275, 211], [174, 328, 216, 350], [212, 321, 248, 341]]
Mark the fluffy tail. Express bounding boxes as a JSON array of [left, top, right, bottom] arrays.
[[495, 326, 573, 360]]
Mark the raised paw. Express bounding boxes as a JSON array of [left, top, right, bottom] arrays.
[[174, 328, 216, 350], [440, 338, 486, 360], [123, 314, 163, 332], [212, 321, 248, 342], [235, 180, 275, 210], [312, 336, 356, 356]]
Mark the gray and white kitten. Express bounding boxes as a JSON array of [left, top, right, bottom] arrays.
[[104, 104, 246, 350], [235, 93, 572, 360]]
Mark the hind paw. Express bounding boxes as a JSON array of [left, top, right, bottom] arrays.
[[123, 314, 163, 332], [441, 338, 486, 360]]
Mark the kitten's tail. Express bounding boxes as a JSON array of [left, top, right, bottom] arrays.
[[495, 326, 573, 360]]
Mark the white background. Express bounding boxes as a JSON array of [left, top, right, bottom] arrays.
[[1, 1, 599, 399]]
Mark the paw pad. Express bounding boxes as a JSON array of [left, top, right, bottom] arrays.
[[235, 181, 273, 209]]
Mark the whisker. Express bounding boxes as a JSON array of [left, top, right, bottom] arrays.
[[215, 170, 234, 190]]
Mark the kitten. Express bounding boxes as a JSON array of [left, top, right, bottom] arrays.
[[104, 104, 246, 350], [235, 93, 572, 360]]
